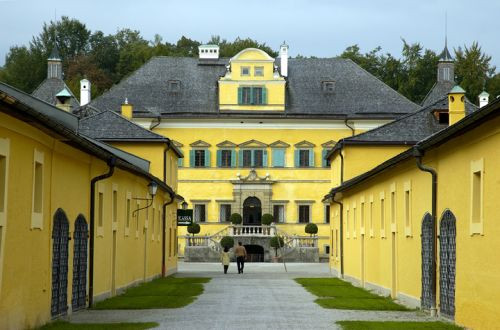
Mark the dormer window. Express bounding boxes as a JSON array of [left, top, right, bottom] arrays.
[[241, 67, 250, 76], [168, 80, 181, 93], [254, 66, 264, 76], [322, 81, 336, 93], [433, 110, 449, 125]]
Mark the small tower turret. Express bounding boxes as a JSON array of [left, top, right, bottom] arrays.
[[80, 78, 91, 106], [280, 42, 288, 77], [448, 85, 466, 125], [47, 46, 63, 80], [437, 40, 454, 83]]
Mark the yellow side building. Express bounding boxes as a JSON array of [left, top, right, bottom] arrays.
[[326, 88, 500, 329], [0, 82, 181, 329]]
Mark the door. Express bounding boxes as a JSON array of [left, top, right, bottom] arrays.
[[71, 215, 88, 311], [51, 209, 69, 317], [439, 210, 456, 319], [421, 213, 434, 310], [243, 197, 262, 225]]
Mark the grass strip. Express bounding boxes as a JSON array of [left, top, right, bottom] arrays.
[[92, 296, 195, 310], [39, 321, 158, 330], [295, 278, 350, 287], [337, 321, 462, 330], [316, 297, 408, 311]]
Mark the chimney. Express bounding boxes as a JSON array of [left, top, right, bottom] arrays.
[[121, 98, 133, 119], [280, 42, 288, 77], [478, 91, 489, 108], [448, 85, 466, 125], [198, 45, 219, 60], [80, 79, 91, 106]]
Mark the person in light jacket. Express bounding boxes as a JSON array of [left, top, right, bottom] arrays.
[[221, 247, 230, 274]]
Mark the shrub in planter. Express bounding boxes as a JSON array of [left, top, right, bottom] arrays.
[[187, 223, 201, 236], [261, 213, 274, 225], [305, 223, 318, 236], [230, 213, 242, 225], [220, 236, 235, 250], [270, 235, 285, 257]]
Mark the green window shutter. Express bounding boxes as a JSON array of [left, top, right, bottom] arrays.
[[272, 149, 285, 167], [294, 150, 299, 167], [231, 150, 236, 167], [178, 157, 184, 168], [216, 150, 222, 167], [238, 150, 243, 167], [262, 87, 267, 104], [250, 87, 254, 104], [322, 149, 328, 167], [189, 150, 195, 167], [204, 149, 211, 167], [250, 149, 255, 167], [263, 149, 268, 167], [238, 87, 243, 105], [309, 149, 315, 167]]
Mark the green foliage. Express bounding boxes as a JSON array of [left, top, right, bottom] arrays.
[[261, 213, 274, 225], [486, 73, 500, 99], [337, 321, 463, 330], [187, 223, 200, 235], [220, 236, 234, 249], [305, 223, 318, 236], [208, 35, 278, 58], [230, 213, 242, 225], [270, 236, 284, 249]]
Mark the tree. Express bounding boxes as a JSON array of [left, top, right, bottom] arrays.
[[305, 223, 318, 237], [0, 46, 46, 92], [261, 213, 274, 225], [455, 42, 496, 103], [187, 223, 201, 236], [486, 73, 500, 100], [88, 31, 120, 79], [270, 236, 285, 257], [220, 236, 234, 250], [209, 36, 278, 58], [65, 55, 113, 100], [230, 213, 242, 225]]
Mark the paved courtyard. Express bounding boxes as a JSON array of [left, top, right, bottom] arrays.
[[69, 262, 434, 329]]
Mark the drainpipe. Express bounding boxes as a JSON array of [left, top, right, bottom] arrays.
[[162, 191, 176, 277], [414, 148, 438, 316], [331, 193, 344, 278], [89, 157, 116, 308], [339, 142, 345, 184], [163, 143, 171, 183]]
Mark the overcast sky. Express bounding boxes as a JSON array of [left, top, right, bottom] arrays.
[[0, 0, 498, 70]]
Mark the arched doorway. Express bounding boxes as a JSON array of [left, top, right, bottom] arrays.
[[245, 244, 264, 262], [243, 197, 261, 225], [51, 209, 69, 317], [421, 212, 433, 310], [439, 209, 456, 319], [72, 215, 88, 311]]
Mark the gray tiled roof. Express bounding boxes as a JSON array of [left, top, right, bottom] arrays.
[[421, 80, 454, 107], [341, 96, 477, 145], [90, 56, 420, 118], [32, 78, 80, 111], [79, 110, 167, 142]]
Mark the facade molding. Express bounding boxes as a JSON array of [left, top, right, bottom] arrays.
[[189, 140, 211, 147]]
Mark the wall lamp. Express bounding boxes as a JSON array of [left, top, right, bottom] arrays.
[[132, 181, 158, 217]]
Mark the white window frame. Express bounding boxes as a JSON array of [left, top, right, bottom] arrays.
[[369, 195, 374, 238], [125, 191, 131, 237], [219, 203, 232, 223], [272, 203, 286, 223], [390, 183, 396, 233], [194, 203, 207, 223], [97, 183, 105, 237], [297, 203, 312, 224], [380, 191, 386, 238], [360, 196, 365, 235], [31, 149, 44, 229], [254, 66, 264, 77], [241, 66, 250, 76], [345, 205, 350, 239], [0, 138, 10, 297], [470, 158, 484, 235], [352, 202, 357, 239], [152, 204, 156, 241], [404, 181, 412, 237]]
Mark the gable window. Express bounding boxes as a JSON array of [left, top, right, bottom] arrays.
[[294, 148, 314, 168], [241, 66, 250, 76], [190, 149, 210, 168], [238, 87, 267, 105], [167, 80, 181, 93], [273, 204, 285, 223], [322, 81, 335, 93], [299, 150, 309, 167], [254, 66, 264, 76], [298, 205, 310, 223], [322, 149, 331, 167], [219, 204, 231, 222], [194, 204, 206, 223], [217, 149, 235, 168], [239, 149, 267, 168]]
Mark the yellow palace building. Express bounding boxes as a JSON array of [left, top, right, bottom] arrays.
[[0, 79, 181, 329], [325, 81, 500, 328], [86, 44, 420, 261]]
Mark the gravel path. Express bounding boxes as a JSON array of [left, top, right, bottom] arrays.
[[69, 262, 434, 329]]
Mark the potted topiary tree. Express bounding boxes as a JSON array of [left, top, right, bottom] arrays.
[[220, 236, 234, 250], [261, 213, 274, 235], [305, 223, 318, 247], [187, 223, 201, 246], [270, 235, 285, 262], [230, 213, 242, 235]]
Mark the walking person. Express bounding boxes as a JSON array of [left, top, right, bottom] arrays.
[[221, 247, 230, 274], [235, 242, 247, 274]]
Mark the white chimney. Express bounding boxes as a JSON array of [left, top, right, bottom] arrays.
[[280, 42, 288, 77], [478, 91, 489, 108], [198, 45, 219, 60], [80, 79, 91, 106]]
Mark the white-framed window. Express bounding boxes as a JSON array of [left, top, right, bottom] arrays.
[[346, 206, 350, 239], [352, 202, 357, 239], [112, 184, 118, 227], [31, 149, 44, 229], [219, 204, 231, 222], [254, 66, 264, 76], [194, 204, 206, 222], [369, 195, 374, 238], [324, 245, 330, 255], [136, 200, 140, 238], [390, 183, 396, 232], [273, 204, 286, 223], [97, 183, 104, 237], [360, 197, 365, 235], [324, 204, 331, 224], [404, 181, 412, 237], [241, 66, 250, 76], [0, 138, 10, 297], [125, 191, 131, 237], [470, 158, 484, 235], [157, 209, 161, 241], [298, 204, 311, 223], [380, 191, 386, 238], [151, 205, 155, 241]]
